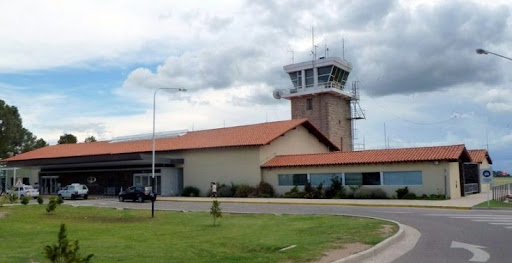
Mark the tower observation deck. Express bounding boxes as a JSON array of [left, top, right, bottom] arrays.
[[274, 56, 358, 151]]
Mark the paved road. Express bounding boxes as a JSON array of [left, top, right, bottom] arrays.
[[66, 199, 512, 263]]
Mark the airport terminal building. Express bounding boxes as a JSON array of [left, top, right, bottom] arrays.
[[0, 56, 493, 199]]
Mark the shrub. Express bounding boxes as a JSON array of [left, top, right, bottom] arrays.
[[352, 188, 388, 199], [324, 176, 342, 198], [46, 197, 59, 213], [21, 196, 30, 205], [218, 183, 235, 197], [8, 189, 18, 204], [353, 188, 373, 199], [37, 196, 44, 205], [181, 186, 200, 197], [346, 185, 362, 199], [210, 200, 222, 226], [395, 187, 409, 199], [57, 197, 64, 205], [234, 184, 255, 197], [370, 188, 388, 199], [403, 192, 417, 199], [44, 224, 94, 263], [255, 181, 275, 198], [283, 186, 305, 198], [334, 187, 346, 199], [0, 194, 8, 207]]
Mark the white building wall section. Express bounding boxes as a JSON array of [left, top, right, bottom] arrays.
[[259, 125, 330, 163], [262, 161, 454, 197]]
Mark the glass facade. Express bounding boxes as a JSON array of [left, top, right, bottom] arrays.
[[309, 173, 341, 186], [345, 172, 381, 185], [383, 171, 423, 185], [278, 174, 308, 186]]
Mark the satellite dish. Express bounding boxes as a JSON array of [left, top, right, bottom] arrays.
[[273, 90, 282, 99]]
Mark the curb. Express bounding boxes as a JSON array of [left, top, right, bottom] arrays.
[[471, 206, 512, 210], [331, 217, 405, 263], [159, 198, 472, 210]]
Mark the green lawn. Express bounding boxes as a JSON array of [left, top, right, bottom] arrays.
[[474, 200, 512, 208], [493, 177, 512, 186], [0, 204, 397, 263]]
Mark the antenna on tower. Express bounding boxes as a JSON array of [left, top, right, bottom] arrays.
[[324, 43, 329, 58], [288, 49, 295, 63], [311, 27, 317, 60], [342, 37, 345, 60]]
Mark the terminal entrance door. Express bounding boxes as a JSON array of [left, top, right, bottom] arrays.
[[133, 173, 161, 195], [41, 176, 59, 194]]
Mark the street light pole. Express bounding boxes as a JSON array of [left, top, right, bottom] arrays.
[[475, 48, 512, 61], [151, 87, 187, 218]]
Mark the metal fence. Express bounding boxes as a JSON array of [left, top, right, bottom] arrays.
[[464, 183, 479, 195], [491, 183, 511, 202]]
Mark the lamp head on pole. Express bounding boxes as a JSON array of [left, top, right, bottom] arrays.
[[476, 48, 488, 55]]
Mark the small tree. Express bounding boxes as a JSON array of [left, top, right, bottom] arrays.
[[44, 224, 94, 263], [46, 197, 59, 213], [37, 196, 44, 205], [210, 200, 222, 226], [84, 136, 97, 143], [58, 134, 78, 144], [21, 196, 30, 205]]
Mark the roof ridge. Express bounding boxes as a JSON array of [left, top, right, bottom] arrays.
[[270, 144, 467, 158], [186, 118, 307, 134]]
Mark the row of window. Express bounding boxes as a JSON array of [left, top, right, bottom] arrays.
[[278, 171, 423, 186], [288, 66, 350, 89]]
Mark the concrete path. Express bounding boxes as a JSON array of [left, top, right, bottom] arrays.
[[157, 192, 489, 209]]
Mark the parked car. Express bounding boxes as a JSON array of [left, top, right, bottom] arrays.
[[8, 185, 40, 199], [118, 186, 156, 203], [58, 183, 89, 200]]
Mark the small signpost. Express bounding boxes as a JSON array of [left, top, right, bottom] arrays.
[[480, 169, 493, 207], [15, 179, 23, 199]]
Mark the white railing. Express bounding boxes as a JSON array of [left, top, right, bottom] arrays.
[[492, 183, 511, 202]]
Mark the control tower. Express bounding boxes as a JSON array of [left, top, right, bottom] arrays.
[[274, 57, 360, 151]]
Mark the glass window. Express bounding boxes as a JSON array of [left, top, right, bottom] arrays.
[[289, 71, 302, 88], [345, 172, 381, 185], [317, 66, 332, 84], [383, 171, 422, 185], [307, 98, 313, 110], [345, 173, 362, 185], [310, 173, 341, 186], [305, 69, 314, 88], [278, 174, 307, 186]]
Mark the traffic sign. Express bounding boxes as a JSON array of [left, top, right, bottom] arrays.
[[15, 179, 23, 187], [480, 169, 493, 184]]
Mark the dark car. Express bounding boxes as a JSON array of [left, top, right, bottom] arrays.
[[118, 186, 156, 203]]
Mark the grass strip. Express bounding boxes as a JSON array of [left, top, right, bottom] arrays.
[[0, 205, 396, 263]]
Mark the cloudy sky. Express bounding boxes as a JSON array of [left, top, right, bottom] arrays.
[[1, 0, 511, 170]]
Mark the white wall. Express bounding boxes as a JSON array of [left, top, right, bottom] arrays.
[[262, 161, 455, 198]]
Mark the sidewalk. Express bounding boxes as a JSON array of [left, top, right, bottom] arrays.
[[157, 192, 489, 209]]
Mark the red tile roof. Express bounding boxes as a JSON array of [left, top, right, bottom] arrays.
[[262, 144, 469, 168], [468, 149, 493, 164], [3, 119, 338, 163]]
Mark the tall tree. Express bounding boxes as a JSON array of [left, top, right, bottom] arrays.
[[0, 100, 47, 159], [84, 136, 96, 143], [58, 134, 77, 144]]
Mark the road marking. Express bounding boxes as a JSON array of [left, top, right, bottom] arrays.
[[471, 219, 512, 222], [449, 216, 512, 219], [489, 222, 512, 225], [450, 241, 490, 262], [426, 214, 512, 217], [375, 211, 412, 214]]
